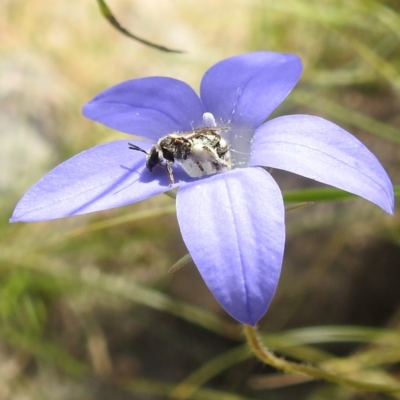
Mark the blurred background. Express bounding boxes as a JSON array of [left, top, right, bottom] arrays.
[[1, 0, 400, 399]]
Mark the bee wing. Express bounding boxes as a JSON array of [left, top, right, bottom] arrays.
[[180, 126, 230, 139]]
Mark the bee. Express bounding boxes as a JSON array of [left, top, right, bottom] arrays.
[[128, 126, 232, 185]]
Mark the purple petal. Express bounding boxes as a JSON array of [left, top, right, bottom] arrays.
[[249, 115, 394, 214], [11, 140, 182, 222], [176, 167, 285, 325], [200, 52, 302, 128], [83, 77, 205, 141]]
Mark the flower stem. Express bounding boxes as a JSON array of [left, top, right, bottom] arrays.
[[243, 324, 400, 393]]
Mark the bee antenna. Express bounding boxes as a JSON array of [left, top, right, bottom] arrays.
[[128, 143, 148, 155]]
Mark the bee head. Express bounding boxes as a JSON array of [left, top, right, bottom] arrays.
[[146, 146, 163, 171], [128, 143, 164, 172]]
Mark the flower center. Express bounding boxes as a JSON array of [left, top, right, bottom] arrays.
[[202, 112, 254, 169]]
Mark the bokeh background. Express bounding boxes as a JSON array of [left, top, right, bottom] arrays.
[[1, 0, 400, 399]]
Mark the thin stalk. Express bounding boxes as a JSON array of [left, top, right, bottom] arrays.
[[243, 324, 400, 393]]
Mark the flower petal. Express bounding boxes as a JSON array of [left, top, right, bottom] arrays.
[[176, 167, 285, 325], [10, 140, 184, 222], [83, 77, 205, 141], [249, 115, 394, 214], [200, 51, 302, 128]]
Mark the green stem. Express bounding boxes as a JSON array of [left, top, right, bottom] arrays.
[[96, 0, 183, 53], [243, 324, 400, 393]]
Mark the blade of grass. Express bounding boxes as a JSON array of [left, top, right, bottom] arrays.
[[96, 0, 183, 53], [123, 377, 260, 400], [283, 185, 400, 203]]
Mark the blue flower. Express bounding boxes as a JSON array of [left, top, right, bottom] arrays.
[[11, 52, 394, 325]]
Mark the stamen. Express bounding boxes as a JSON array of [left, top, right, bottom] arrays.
[[202, 112, 216, 127]]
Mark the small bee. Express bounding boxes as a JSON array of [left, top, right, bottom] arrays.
[[129, 126, 232, 185]]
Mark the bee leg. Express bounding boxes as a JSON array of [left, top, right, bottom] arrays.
[[165, 162, 175, 186]]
